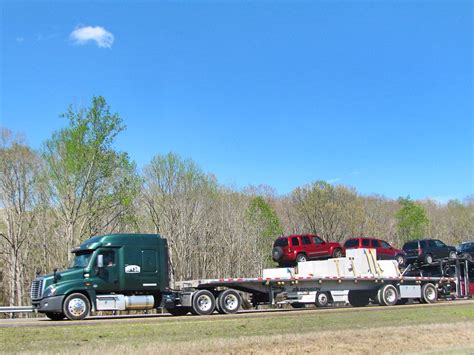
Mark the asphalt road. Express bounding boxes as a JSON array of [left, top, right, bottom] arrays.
[[1, 299, 473, 328]]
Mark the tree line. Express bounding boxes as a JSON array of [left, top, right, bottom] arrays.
[[1, 97, 473, 306]]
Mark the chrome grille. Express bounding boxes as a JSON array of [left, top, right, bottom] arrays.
[[30, 279, 44, 300]]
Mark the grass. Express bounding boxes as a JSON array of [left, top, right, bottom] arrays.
[[1, 303, 474, 353]]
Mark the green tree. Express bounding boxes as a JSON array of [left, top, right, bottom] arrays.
[[43, 96, 140, 260], [395, 197, 429, 242], [246, 196, 283, 267]]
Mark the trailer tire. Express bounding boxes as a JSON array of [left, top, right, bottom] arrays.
[[378, 284, 398, 306], [191, 290, 216, 315], [315, 292, 330, 307], [45, 312, 65, 321], [217, 289, 241, 314], [63, 293, 90, 320], [167, 307, 190, 316], [421, 283, 438, 304], [348, 290, 370, 307]]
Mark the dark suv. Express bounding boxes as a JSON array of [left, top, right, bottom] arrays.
[[457, 242, 474, 260], [343, 237, 406, 266], [402, 239, 457, 264], [272, 234, 343, 266]]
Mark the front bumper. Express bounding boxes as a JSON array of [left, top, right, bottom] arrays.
[[32, 295, 65, 313]]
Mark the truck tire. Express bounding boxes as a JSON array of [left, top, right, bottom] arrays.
[[421, 283, 438, 304], [167, 307, 190, 316], [63, 293, 90, 320], [45, 312, 65, 321], [191, 290, 216, 316], [332, 248, 343, 258], [217, 289, 241, 314], [348, 290, 370, 307], [296, 253, 307, 263], [449, 251, 457, 259], [378, 284, 398, 306], [315, 292, 330, 307]]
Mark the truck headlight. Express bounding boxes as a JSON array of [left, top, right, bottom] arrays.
[[43, 286, 57, 298]]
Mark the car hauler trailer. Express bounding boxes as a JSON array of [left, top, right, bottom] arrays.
[[30, 234, 472, 320]]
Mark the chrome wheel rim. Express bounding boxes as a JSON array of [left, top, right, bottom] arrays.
[[426, 287, 436, 301], [68, 298, 86, 317], [197, 295, 212, 312], [224, 294, 238, 311], [385, 288, 396, 304], [318, 293, 328, 305], [397, 256, 404, 265]]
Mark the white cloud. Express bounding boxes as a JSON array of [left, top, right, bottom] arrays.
[[327, 177, 341, 184], [70, 26, 114, 48]]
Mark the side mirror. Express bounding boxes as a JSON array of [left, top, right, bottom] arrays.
[[97, 254, 104, 268]]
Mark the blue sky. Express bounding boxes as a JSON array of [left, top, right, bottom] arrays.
[[1, 1, 472, 201]]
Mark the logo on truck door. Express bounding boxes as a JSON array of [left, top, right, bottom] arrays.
[[125, 265, 141, 273]]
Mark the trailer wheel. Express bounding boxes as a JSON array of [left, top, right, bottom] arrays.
[[63, 293, 90, 320], [191, 290, 216, 315], [167, 307, 190, 316], [217, 289, 241, 314], [378, 284, 399, 306], [421, 283, 438, 304], [45, 312, 65, 321], [348, 290, 370, 307], [315, 292, 330, 307]]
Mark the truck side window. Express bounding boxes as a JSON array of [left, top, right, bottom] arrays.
[[302, 236, 311, 245], [362, 239, 370, 247], [291, 237, 300, 246], [102, 250, 115, 267], [381, 241, 391, 249]]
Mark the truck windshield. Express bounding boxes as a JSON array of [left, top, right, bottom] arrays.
[[69, 252, 93, 269]]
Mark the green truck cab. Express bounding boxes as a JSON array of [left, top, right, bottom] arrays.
[[31, 234, 170, 320]]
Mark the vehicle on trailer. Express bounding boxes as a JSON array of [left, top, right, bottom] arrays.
[[30, 234, 469, 321], [456, 242, 474, 260], [402, 239, 457, 265], [272, 234, 344, 266], [343, 237, 406, 265]]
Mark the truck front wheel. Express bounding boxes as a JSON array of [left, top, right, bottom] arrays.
[[191, 290, 216, 316], [63, 293, 91, 320]]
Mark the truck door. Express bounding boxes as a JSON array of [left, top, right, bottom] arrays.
[[94, 249, 120, 292]]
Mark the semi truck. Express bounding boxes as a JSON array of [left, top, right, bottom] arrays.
[[30, 233, 473, 320]]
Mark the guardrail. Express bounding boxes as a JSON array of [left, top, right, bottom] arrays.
[[0, 306, 34, 313]]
